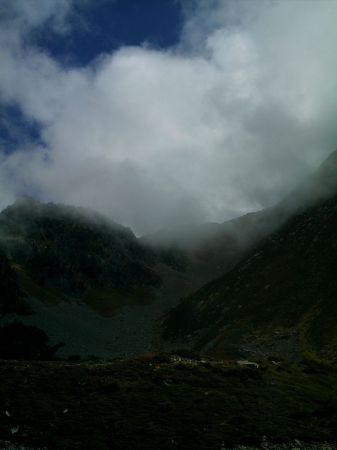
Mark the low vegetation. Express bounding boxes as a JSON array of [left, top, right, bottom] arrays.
[[0, 356, 337, 449]]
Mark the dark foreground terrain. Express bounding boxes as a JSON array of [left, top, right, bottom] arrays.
[[0, 355, 337, 450]]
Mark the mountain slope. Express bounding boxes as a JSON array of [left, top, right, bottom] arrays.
[[162, 153, 337, 361], [0, 197, 161, 296], [146, 150, 337, 291], [191, 149, 337, 276], [0, 198, 185, 358], [2, 150, 337, 359], [0, 251, 30, 315]]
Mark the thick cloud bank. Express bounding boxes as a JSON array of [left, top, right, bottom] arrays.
[[0, 0, 337, 233]]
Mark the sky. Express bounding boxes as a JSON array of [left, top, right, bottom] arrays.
[[0, 0, 337, 234]]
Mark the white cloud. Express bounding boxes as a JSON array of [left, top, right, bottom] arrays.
[[0, 0, 337, 233]]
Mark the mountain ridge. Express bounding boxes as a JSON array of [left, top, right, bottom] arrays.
[[161, 170, 337, 361], [1, 149, 337, 360]]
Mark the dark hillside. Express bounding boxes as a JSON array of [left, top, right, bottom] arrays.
[[0, 251, 30, 315], [162, 193, 337, 361], [0, 198, 161, 295]]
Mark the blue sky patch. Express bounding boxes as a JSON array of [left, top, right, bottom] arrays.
[[32, 0, 183, 67], [0, 103, 44, 154]]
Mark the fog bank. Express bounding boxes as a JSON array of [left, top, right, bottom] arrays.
[[0, 0, 337, 233]]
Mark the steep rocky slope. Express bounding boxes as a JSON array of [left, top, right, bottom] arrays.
[[0, 197, 161, 295], [0, 198, 185, 358], [162, 193, 337, 361], [162, 150, 337, 361]]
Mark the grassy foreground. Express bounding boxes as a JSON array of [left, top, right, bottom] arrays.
[[0, 355, 337, 449]]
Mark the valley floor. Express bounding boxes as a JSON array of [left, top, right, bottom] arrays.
[[0, 356, 337, 449]]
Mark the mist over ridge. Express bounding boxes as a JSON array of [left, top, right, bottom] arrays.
[[0, 1, 337, 234]]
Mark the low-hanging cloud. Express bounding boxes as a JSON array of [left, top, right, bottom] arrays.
[[0, 0, 337, 234]]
